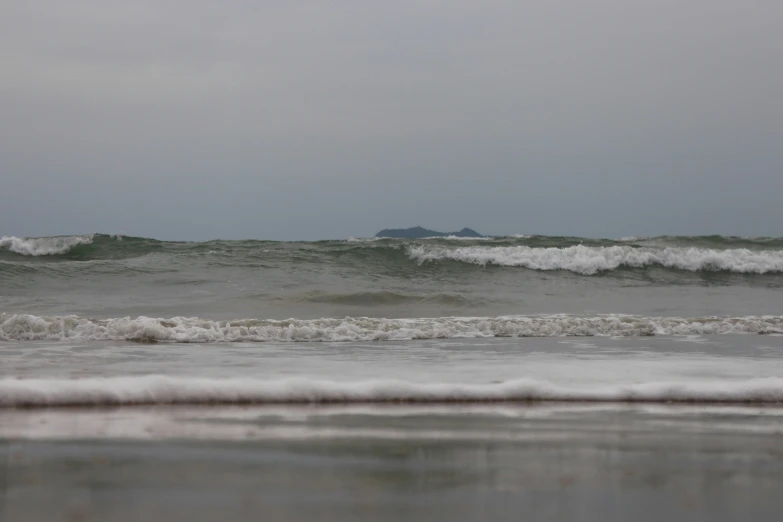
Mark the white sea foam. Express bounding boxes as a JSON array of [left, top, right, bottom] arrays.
[[1, 313, 781, 343], [0, 235, 94, 256], [346, 237, 383, 243], [363, 236, 492, 241], [422, 235, 494, 241], [407, 245, 783, 274], [2, 375, 783, 407]]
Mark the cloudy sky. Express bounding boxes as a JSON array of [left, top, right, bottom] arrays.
[[1, 0, 781, 240]]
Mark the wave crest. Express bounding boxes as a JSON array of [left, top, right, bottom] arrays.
[[2, 313, 781, 343], [408, 245, 783, 274], [0, 235, 94, 256]]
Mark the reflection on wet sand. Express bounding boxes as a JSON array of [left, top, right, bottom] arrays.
[[2, 404, 783, 521]]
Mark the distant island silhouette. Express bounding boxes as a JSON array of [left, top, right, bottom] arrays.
[[375, 226, 485, 239]]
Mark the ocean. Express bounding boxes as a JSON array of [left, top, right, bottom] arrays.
[[2, 233, 783, 520]]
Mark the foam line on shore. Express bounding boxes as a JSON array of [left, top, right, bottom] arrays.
[[3, 376, 783, 408]]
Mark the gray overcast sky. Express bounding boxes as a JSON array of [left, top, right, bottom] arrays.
[[1, 0, 782, 240]]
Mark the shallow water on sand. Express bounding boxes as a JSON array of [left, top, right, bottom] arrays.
[[3, 404, 783, 522], [2, 336, 783, 520], [2, 336, 783, 406]]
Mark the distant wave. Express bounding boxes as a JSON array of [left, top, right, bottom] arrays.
[[421, 235, 494, 241], [346, 236, 384, 243], [2, 375, 783, 407], [0, 234, 164, 261], [0, 235, 95, 256], [2, 313, 781, 343], [3, 234, 783, 277], [408, 245, 783, 274]]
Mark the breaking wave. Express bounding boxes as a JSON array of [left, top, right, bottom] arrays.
[[2, 234, 783, 276], [408, 245, 783, 274], [2, 375, 783, 407], [2, 313, 781, 343], [0, 235, 95, 256]]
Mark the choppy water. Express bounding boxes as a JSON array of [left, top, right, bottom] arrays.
[[2, 233, 783, 406]]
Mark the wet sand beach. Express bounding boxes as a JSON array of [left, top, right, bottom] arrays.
[[3, 404, 783, 521]]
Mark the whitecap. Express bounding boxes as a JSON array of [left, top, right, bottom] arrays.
[[0, 235, 94, 256], [408, 245, 783, 274]]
